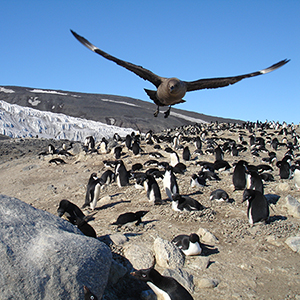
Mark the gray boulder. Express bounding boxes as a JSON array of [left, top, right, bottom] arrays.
[[284, 195, 300, 218], [0, 195, 112, 300]]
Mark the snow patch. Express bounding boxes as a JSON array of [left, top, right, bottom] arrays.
[[0, 100, 136, 141], [102, 98, 139, 107], [0, 87, 15, 93], [29, 89, 68, 96], [170, 111, 208, 123], [28, 97, 41, 106]]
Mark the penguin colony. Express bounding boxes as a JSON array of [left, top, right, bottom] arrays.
[[46, 120, 300, 299]]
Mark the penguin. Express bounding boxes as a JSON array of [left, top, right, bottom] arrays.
[[242, 189, 269, 224], [113, 132, 122, 142], [143, 174, 162, 205], [172, 233, 202, 256], [198, 170, 220, 181], [131, 163, 143, 172], [125, 134, 132, 150], [163, 165, 179, 200], [182, 146, 191, 161], [144, 159, 159, 167], [190, 174, 207, 189], [194, 136, 202, 151], [172, 194, 204, 212], [57, 199, 85, 225], [232, 160, 248, 191], [260, 172, 275, 182], [132, 140, 142, 155], [149, 152, 164, 159], [100, 170, 115, 185], [257, 164, 274, 173], [84, 285, 98, 300], [84, 136, 95, 150], [113, 146, 123, 159], [214, 145, 224, 161], [48, 158, 66, 165], [115, 160, 129, 187], [210, 189, 229, 202], [213, 160, 231, 171], [83, 173, 102, 210], [292, 166, 300, 190], [276, 159, 291, 179], [172, 162, 187, 174], [75, 216, 97, 238], [111, 211, 148, 226], [146, 168, 164, 180], [170, 151, 180, 167], [99, 137, 108, 153], [48, 143, 57, 154], [246, 170, 264, 194], [131, 267, 193, 300]]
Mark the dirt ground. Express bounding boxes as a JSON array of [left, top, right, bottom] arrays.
[[0, 126, 300, 300]]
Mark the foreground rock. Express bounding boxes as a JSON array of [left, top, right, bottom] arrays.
[[0, 195, 112, 300]]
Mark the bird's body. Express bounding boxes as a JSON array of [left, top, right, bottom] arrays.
[[71, 30, 289, 118]]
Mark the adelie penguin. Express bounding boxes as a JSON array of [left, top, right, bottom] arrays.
[[172, 233, 202, 256], [57, 199, 85, 225], [84, 286, 98, 300], [163, 165, 179, 200], [115, 160, 130, 187], [172, 194, 204, 212], [83, 173, 102, 210], [210, 189, 229, 202], [131, 267, 194, 300], [242, 189, 269, 225], [143, 174, 163, 205], [233, 160, 248, 191], [111, 211, 148, 227]]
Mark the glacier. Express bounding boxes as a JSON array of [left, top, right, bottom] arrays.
[[0, 100, 136, 142]]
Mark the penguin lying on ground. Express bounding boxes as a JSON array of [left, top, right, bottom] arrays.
[[111, 211, 148, 227], [172, 233, 202, 256], [57, 199, 85, 225], [131, 267, 194, 300], [172, 194, 204, 211], [210, 189, 229, 202]]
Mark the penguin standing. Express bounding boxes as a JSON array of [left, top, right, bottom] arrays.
[[190, 173, 207, 189], [143, 174, 162, 205], [115, 160, 129, 187], [131, 268, 194, 300], [172, 233, 202, 256], [170, 151, 180, 167], [113, 146, 123, 159], [182, 146, 191, 161], [75, 216, 97, 238], [293, 166, 300, 190], [276, 156, 292, 179], [246, 170, 264, 194], [163, 165, 179, 200], [83, 173, 102, 210], [84, 136, 95, 151], [242, 189, 269, 224], [232, 160, 248, 190], [214, 145, 224, 161], [132, 140, 142, 156]]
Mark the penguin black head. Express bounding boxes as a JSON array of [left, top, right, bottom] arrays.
[[189, 233, 200, 244], [83, 285, 98, 300], [242, 189, 255, 203], [57, 199, 70, 217], [131, 267, 156, 283]]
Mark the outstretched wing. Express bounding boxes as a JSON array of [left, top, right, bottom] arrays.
[[184, 59, 289, 92], [71, 30, 163, 88]]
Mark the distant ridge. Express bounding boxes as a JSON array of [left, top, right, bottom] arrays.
[[0, 85, 244, 132]]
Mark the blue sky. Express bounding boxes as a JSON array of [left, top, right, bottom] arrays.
[[1, 1, 298, 124]]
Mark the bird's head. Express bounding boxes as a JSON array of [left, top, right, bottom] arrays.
[[168, 78, 181, 93]]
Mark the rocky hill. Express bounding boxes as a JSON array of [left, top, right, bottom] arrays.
[[0, 85, 243, 133]]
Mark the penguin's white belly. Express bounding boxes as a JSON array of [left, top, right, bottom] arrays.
[[147, 282, 171, 300], [183, 242, 202, 256]]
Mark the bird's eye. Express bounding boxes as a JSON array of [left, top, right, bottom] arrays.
[[142, 274, 146, 277]]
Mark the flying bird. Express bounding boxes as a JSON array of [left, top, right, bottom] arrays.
[[70, 30, 289, 118]]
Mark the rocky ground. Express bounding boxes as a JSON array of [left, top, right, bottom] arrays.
[[0, 124, 300, 300]]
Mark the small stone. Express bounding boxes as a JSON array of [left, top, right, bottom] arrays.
[[186, 256, 210, 271], [109, 233, 128, 245], [153, 237, 185, 269], [124, 243, 155, 270], [197, 228, 219, 245], [277, 182, 290, 192], [284, 195, 300, 218], [285, 236, 300, 253], [195, 278, 219, 289], [163, 268, 194, 293]]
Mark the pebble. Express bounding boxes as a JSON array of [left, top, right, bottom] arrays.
[[153, 237, 185, 269], [124, 243, 155, 269], [195, 278, 219, 289], [285, 236, 300, 253], [109, 233, 128, 246], [197, 227, 219, 245], [186, 256, 210, 271], [284, 195, 300, 218]]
